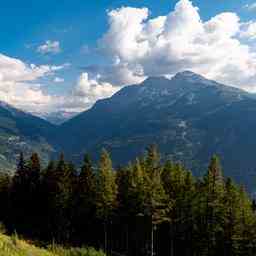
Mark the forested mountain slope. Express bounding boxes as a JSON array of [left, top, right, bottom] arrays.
[[54, 71, 256, 190], [0, 101, 55, 172], [2, 71, 256, 191]]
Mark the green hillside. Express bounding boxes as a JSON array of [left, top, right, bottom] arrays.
[[0, 233, 104, 256], [0, 102, 55, 173]]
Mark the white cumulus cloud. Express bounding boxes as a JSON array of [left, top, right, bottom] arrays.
[[240, 21, 256, 40], [4, 0, 256, 115], [0, 53, 66, 113], [68, 72, 120, 112], [96, 0, 256, 91]]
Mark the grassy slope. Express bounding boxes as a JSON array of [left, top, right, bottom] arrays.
[[0, 233, 55, 256], [0, 233, 104, 256]]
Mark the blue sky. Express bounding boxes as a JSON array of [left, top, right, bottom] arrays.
[[1, 0, 256, 115]]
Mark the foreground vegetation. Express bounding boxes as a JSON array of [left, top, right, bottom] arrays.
[[0, 232, 104, 256], [0, 146, 256, 255], [0, 233, 53, 256]]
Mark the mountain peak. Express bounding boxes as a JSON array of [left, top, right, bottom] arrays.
[[173, 70, 217, 86], [141, 71, 209, 87], [174, 70, 206, 80], [142, 76, 169, 85], [176, 70, 198, 76]]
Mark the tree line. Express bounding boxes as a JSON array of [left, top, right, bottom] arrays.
[[0, 146, 256, 256]]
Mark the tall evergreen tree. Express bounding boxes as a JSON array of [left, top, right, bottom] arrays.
[[96, 149, 118, 254], [222, 178, 241, 255], [10, 152, 42, 236], [237, 186, 256, 255], [143, 147, 167, 256], [2, 147, 256, 256], [74, 154, 96, 244], [199, 155, 225, 256]]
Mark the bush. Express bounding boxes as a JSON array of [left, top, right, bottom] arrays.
[[48, 244, 105, 256]]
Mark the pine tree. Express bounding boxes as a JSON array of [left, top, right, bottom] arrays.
[[42, 154, 77, 242], [27, 153, 42, 236], [79, 154, 95, 203], [10, 152, 42, 236], [222, 178, 241, 256], [56, 156, 77, 242], [10, 152, 28, 233], [200, 155, 225, 255], [40, 160, 56, 240], [75, 154, 96, 243], [116, 164, 133, 216], [237, 186, 256, 255], [161, 161, 196, 255], [143, 147, 167, 256], [129, 159, 147, 215], [96, 149, 118, 254], [26, 153, 41, 193], [16, 152, 25, 176], [145, 144, 160, 176]]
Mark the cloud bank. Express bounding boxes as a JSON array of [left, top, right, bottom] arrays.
[[97, 0, 256, 92], [3, 0, 256, 115], [0, 53, 66, 113], [58, 73, 121, 113]]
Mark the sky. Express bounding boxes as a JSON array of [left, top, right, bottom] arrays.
[[2, 0, 256, 115]]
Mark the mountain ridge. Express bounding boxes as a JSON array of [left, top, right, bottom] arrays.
[[1, 71, 256, 192], [0, 100, 56, 172], [50, 71, 256, 191]]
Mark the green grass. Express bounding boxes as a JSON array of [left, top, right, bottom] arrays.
[[49, 245, 105, 256], [0, 233, 54, 256], [0, 233, 105, 256]]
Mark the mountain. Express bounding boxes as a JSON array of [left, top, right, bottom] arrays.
[[53, 71, 256, 191], [2, 71, 256, 191], [0, 101, 55, 172], [38, 111, 78, 125]]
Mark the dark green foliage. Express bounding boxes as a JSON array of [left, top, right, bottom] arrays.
[[74, 154, 97, 245], [1, 150, 256, 256], [96, 149, 117, 220], [0, 173, 10, 224]]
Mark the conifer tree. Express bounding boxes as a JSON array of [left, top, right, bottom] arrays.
[[143, 147, 167, 256], [27, 153, 42, 236], [42, 154, 76, 242], [55, 156, 76, 242], [129, 159, 147, 215], [79, 154, 95, 204], [16, 152, 25, 176], [2, 147, 256, 255], [200, 155, 225, 255], [75, 154, 96, 242], [96, 149, 118, 254], [27, 153, 41, 193], [162, 161, 195, 255], [237, 186, 256, 255], [10, 152, 28, 233], [40, 160, 56, 240], [222, 178, 241, 255], [10, 152, 42, 236], [116, 164, 133, 216]]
